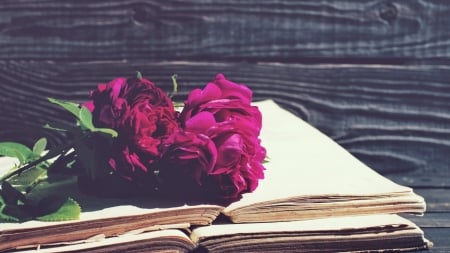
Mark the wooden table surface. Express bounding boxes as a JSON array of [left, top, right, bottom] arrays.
[[0, 1, 449, 252]]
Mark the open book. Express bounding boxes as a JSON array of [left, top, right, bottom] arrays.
[[0, 100, 428, 252], [192, 214, 431, 252], [11, 214, 431, 253]]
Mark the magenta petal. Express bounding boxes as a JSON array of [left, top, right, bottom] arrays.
[[185, 111, 216, 133], [215, 73, 225, 80], [110, 77, 126, 99], [97, 83, 107, 92], [187, 83, 222, 105], [212, 134, 243, 174], [82, 100, 95, 112], [213, 74, 252, 104]]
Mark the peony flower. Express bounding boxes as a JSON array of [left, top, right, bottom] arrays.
[[158, 130, 217, 196], [108, 145, 148, 181], [81, 73, 265, 200], [126, 103, 179, 156], [180, 74, 262, 130], [84, 77, 130, 130], [161, 74, 266, 200], [85, 76, 179, 181]]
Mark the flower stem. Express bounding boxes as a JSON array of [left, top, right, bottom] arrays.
[[170, 74, 178, 98], [0, 134, 88, 183]]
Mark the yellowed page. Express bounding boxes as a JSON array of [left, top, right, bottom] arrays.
[[191, 214, 418, 241], [17, 229, 194, 253]]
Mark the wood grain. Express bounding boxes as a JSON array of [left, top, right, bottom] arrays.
[[416, 189, 450, 212], [0, 0, 450, 61], [407, 213, 450, 228], [0, 61, 449, 187], [422, 228, 450, 253]]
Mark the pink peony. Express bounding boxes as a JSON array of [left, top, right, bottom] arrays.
[[85, 76, 179, 181], [161, 74, 266, 200]]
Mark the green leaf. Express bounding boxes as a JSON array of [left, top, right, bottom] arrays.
[[13, 150, 28, 165], [36, 198, 81, 222], [0, 192, 20, 222], [73, 140, 97, 179], [0, 199, 20, 222], [263, 155, 271, 164], [32, 138, 47, 157], [7, 166, 48, 194], [35, 195, 68, 216], [48, 97, 81, 118], [0, 142, 33, 160], [44, 123, 69, 132], [92, 128, 118, 138], [78, 107, 118, 137], [1, 204, 31, 222], [1, 181, 27, 206], [78, 106, 95, 130]]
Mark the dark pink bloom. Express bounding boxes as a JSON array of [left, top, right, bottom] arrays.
[[159, 131, 217, 186], [85, 76, 179, 181], [82, 74, 265, 200], [161, 74, 266, 200], [108, 146, 148, 181], [84, 77, 130, 130], [180, 74, 261, 129]]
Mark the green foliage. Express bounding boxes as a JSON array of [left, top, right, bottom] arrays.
[[0, 138, 50, 190], [0, 181, 81, 223], [0, 195, 20, 222], [37, 198, 81, 222], [79, 106, 118, 137], [8, 166, 48, 193], [47, 98, 81, 119], [79, 106, 95, 130], [48, 97, 118, 137], [0, 134, 82, 223], [93, 127, 118, 137], [32, 138, 47, 157], [1, 181, 26, 206], [0, 142, 33, 165], [0, 97, 121, 223], [136, 71, 143, 79], [170, 74, 178, 98], [43, 123, 69, 132]]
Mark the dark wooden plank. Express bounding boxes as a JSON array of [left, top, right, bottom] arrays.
[[415, 189, 450, 213], [0, 0, 450, 61], [407, 212, 450, 228], [422, 228, 450, 253], [0, 61, 449, 186]]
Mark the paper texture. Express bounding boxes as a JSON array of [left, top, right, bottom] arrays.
[[191, 214, 431, 253], [224, 100, 425, 222], [18, 229, 194, 253]]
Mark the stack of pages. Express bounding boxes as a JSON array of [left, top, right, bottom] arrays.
[[0, 100, 431, 252]]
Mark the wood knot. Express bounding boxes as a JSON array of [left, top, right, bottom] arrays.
[[133, 6, 148, 24], [378, 2, 398, 23]]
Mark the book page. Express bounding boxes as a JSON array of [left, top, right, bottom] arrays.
[[191, 214, 431, 253], [191, 214, 418, 241], [17, 229, 195, 253], [225, 100, 423, 213]]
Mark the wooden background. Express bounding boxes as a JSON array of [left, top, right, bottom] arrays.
[[0, 1, 449, 251]]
